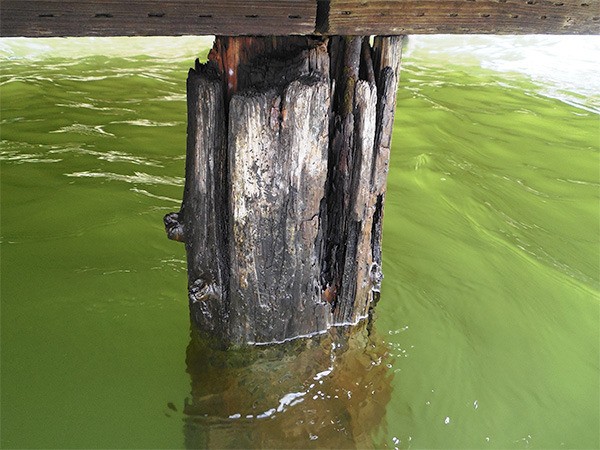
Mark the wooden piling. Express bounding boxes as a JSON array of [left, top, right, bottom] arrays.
[[165, 35, 403, 346]]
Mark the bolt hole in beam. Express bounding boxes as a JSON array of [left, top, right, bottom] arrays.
[[94, 13, 113, 18]]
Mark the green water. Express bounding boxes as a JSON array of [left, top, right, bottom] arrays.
[[1, 36, 598, 449]]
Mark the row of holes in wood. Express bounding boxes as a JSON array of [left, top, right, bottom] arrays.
[[37, 13, 304, 19], [37, 7, 594, 19], [335, 1, 597, 20], [345, 12, 596, 18], [34, 1, 597, 22], [337, 1, 594, 12]]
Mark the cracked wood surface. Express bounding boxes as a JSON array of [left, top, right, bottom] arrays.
[[165, 36, 402, 346]]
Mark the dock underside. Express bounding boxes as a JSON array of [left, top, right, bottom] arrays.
[[1, 0, 598, 37]]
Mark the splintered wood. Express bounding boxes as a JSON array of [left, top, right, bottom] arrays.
[[166, 36, 403, 346]]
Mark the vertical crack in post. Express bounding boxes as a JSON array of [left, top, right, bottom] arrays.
[[167, 35, 403, 346]]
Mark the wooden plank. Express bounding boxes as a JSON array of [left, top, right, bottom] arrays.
[[326, 0, 600, 34], [1, 0, 598, 36], [0, 0, 316, 37]]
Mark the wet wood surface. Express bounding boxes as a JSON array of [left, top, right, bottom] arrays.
[[2, 0, 598, 37], [227, 70, 331, 344], [166, 35, 402, 345]]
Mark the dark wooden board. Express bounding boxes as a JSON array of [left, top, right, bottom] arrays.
[[0, 0, 316, 37], [1, 0, 598, 36]]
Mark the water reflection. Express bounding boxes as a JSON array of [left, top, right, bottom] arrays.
[[182, 315, 394, 449]]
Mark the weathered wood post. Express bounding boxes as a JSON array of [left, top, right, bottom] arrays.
[[165, 35, 403, 346]]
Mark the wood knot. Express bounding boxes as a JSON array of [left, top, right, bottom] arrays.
[[164, 211, 185, 243], [370, 262, 383, 293], [189, 279, 221, 303]]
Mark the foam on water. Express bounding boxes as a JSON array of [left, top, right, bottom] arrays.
[[405, 35, 600, 113]]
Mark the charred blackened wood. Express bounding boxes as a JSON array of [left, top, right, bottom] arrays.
[[322, 36, 404, 326], [166, 35, 403, 346], [168, 61, 230, 339]]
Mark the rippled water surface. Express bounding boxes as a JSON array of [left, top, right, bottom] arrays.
[[1, 36, 599, 449]]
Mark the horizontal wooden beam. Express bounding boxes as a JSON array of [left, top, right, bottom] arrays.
[[326, 0, 600, 34], [1, 0, 598, 37], [0, 0, 316, 37]]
